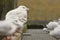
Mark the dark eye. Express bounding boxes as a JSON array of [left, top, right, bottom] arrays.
[[23, 7, 25, 8]]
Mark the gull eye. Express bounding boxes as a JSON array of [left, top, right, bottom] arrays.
[[23, 7, 25, 8]]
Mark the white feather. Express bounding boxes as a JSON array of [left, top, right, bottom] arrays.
[[0, 20, 17, 35], [46, 22, 59, 30], [0, 5, 29, 35], [49, 25, 60, 39], [6, 5, 29, 29]]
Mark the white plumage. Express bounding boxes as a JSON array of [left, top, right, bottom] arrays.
[[43, 28, 50, 33], [0, 5, 29, 36], [6, 5, 29, 24], [0, 20, 18, 35], [46, 22, 58, 30], [43, 20, 60, 40], [6, 5, 29, 29], [49, 25, 60, 40], [43, 21, 58, 33]]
